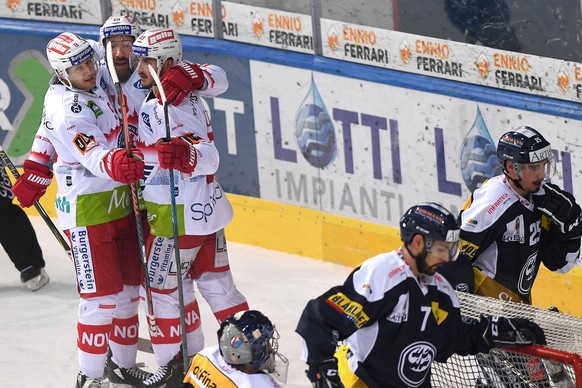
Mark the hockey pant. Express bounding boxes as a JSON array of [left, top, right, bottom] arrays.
[[77, 285, 140, 378], [142, 231, 248, 366], [67, 216, 143, 377], [0, 167, 45, 272], [144, 230, 248, 321]]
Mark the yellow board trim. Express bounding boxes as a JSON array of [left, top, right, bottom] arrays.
[[20, 177, 582, 317]]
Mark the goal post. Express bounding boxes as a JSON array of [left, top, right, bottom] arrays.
[[431, 292, 582, 387]]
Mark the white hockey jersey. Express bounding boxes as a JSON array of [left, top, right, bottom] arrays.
[[137, 63, 233, 237], [29, 69, 132, 229], [183, 345, 281, 388]]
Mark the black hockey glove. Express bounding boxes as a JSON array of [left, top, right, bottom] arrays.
[[479, 315, 546, 351], [306, 357, 341, 388], [534, 183, 582, 237]]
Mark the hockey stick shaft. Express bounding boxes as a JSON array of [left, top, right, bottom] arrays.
[[149, 63, 189, 371], [0, 145, 72, 261], [106, 43, 160, 337]]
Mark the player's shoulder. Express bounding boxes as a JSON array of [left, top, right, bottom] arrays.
[[431, 272, 460, 308], [353, 251, 411, 298], [462, 175, 518, 228]]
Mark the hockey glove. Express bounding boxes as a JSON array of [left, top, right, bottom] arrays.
[[156, 136, 198, 174], [534, 183, 582, 236], [160, 62, 205, 106], [306, 357, 341, 388], [11, 160, 53, 208], [102, 148, 144, 184], [479, 314, 546, 351]]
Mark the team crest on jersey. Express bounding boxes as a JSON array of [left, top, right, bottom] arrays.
[[73, 133, 97, 154], [518, 251, 537, 294], [398, 341, 435, 386]]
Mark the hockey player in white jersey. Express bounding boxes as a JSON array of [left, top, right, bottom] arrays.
[[183, 310, 285, 388], [131, 28, 249, 387], [11, 33, 149, 387]]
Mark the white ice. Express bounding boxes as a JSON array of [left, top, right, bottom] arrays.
[[0, 216, 353, 387]]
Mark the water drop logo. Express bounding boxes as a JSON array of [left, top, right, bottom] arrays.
[[459, 107, 501, 192], [294, 76, 337, 168]]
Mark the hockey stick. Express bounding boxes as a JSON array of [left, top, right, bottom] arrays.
[[0, 145, 72, 261], [106, 42, 160, 338], [148, 63, 189, 372], [1, 143, 156, 352]]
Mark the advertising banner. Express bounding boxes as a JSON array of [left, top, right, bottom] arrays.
[[111, 0, 216, 37], [321, 18, 582, 104], [251, 60, 582, 227], [221, 1, 314, 54], [0, 0, 103, 24]]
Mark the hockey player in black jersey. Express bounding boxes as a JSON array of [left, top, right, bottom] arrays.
[[296, 202, 546, 388], [439, 126, 582, 304]]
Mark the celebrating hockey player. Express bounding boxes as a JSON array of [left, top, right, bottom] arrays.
[[11, 33, 148, 387], [296, 202, 546, 387], [183, 310, 287, 388], [131, 28, 248, 387]]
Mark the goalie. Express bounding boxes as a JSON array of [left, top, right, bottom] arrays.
[[296, 202, 546, 387]]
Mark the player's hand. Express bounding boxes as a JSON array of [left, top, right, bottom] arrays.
[[102, 148, 144, 184], [160, 62, 205, 106], [156, 137, 197, 173], [306, 357, 340, 388], [479, 315, 546, 349], [534, 183, 582, 236], [11, 160, 53, 208]]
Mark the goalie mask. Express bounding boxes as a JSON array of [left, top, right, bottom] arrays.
[[218, 310, 279, 373], [497, 126, 555, 181], [400, 202, 461, 264], [131, 28, 182, 75], [46, 32, 98, 89]]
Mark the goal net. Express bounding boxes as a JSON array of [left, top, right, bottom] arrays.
[[431, 292, 582, 387]]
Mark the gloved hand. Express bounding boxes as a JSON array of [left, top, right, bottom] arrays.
[[306, 357, 340, 388], [534, 183, 581, 235], [11, 160, 53, 208], [479, 314, 546, 350], [156, 137, 197, 173], [159, 62, 205, 106], [102, 148, 144, 184]]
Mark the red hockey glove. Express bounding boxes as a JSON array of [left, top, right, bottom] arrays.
[[102, 148, 144, 184], [11, 160, 53, 208], [159, 62, 205, 106], [155, 137, 197, 173]]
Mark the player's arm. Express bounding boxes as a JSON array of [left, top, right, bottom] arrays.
[[444, 312, 546, 359], [11, 119, 55, 207], [57, 115, 143, 184]]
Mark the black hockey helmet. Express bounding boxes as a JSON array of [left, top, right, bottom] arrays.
[[217, 310, 278, 372], [497, 126, 554, 177], [400, 202, 460, 261]]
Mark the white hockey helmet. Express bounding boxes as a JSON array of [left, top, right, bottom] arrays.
[[100, 14, 141, 46], [46, 32, 97, 87], [132, 28, 182, 74]]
